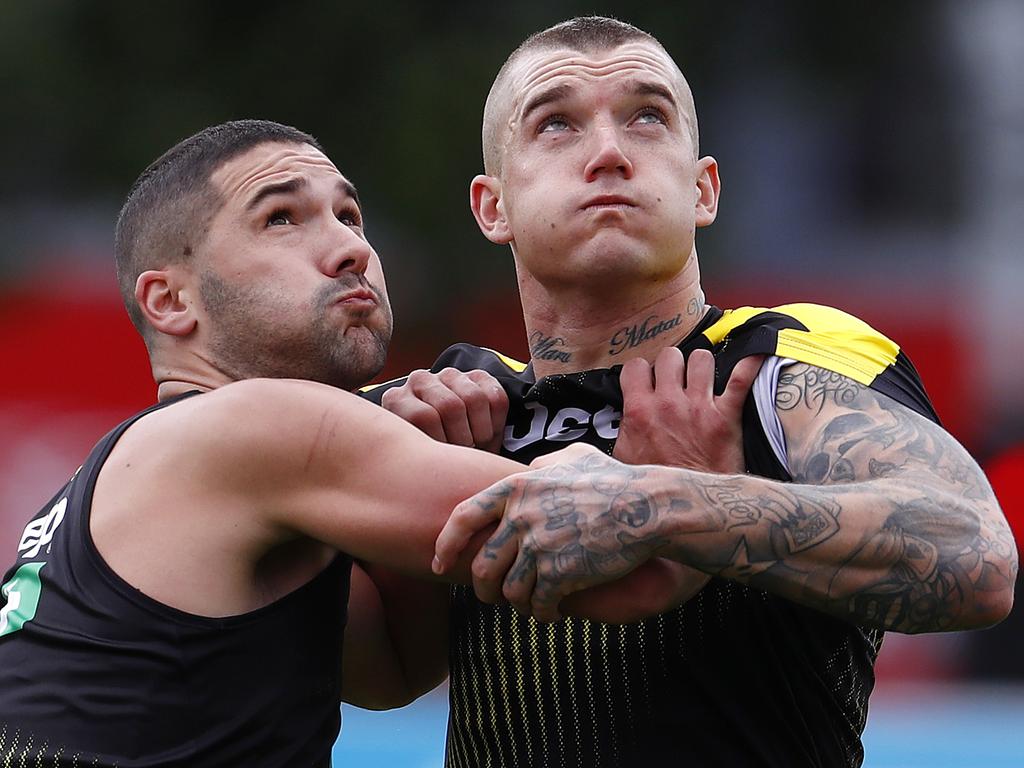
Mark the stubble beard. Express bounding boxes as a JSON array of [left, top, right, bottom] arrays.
[[200, 271, 393, 391]]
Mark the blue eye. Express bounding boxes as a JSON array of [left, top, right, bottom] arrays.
[[267, 210, 293, 226], [634, 108, 667, 125], [539, 115, 571, 133]]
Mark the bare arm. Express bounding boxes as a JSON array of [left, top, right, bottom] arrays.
[[341, 563, 448, 709], [437, 366, 1017, 631]]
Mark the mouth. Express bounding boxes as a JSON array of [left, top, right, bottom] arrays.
[[580, 194, 637, 212], [333, 288, 379, 309]]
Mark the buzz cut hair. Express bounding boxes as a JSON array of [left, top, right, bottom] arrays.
[[113, 119, 323, 339], [481, 16, 697, 176]]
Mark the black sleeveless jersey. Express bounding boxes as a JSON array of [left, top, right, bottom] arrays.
[[363, 304, 939, 768], [0, 392, 352, 767]]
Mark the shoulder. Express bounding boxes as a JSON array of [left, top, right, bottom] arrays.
[[708, 303, 899, 384], [708, 303, 938, 423], [128, 379, 385, 483]]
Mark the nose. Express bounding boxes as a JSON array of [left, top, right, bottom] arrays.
[[321, 220, 373, 278], [584, 125, 634, 181]]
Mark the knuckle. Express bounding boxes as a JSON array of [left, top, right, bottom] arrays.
[[471, 558, 493, 581]]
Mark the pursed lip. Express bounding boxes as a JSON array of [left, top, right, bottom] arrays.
[[580, 194, 637, 211], [334, 288, 378, 306]]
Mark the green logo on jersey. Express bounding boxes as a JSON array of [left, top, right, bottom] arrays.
[[0, 562, 46, 637]]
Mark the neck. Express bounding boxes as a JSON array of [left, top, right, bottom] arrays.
[[150, 346, 234, 401], [518, 253, 708, 378]]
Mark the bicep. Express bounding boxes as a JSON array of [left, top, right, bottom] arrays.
[[240, 380, 522, 577], [775, 363, 984, 493]]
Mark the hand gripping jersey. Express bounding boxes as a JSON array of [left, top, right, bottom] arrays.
[[0, 392, 351, 768], [363, 304, 939, 768]]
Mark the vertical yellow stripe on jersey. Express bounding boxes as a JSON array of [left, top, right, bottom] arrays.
[[512, 617, 533, 766], [599, 623, 620, 765], [528, 618, 550, 758], [546, 622, 566, 763], [492, 620, 517, 766]]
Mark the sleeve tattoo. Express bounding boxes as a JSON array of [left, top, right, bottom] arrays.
[[665, 363, 1017, 633]]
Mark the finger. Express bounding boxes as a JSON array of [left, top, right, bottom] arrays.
[[417, 380, 473, 446], [719, 355, 765, 412], [619, 356, 654, 408], [463, 369, 510, 449], [652, 346, 685, 391], [471, 518, 524, 603], [469, 371, 510, 453], [530, 578, 565, 624], [380, 389, 447, 442], [684, 349, 716, 398], [501, 548, 538, 615], [438, 368, 495, 447], [434, 481, 513, 573]]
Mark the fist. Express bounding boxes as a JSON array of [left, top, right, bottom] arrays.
[[381, 368, 509, 451]]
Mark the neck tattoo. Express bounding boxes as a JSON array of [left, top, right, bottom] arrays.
[[608, 313, 683, 356], [530, 330, 572, 363]]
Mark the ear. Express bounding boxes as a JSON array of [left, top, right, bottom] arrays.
[[470, 174, 513, 245], [135, 268, 199, 338], [694, 156, 721, 228]]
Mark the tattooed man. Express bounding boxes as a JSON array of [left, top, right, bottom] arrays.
[[369, 16, 1018, 768]]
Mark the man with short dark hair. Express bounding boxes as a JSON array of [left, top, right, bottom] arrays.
[[0, 118, 675, 767], [374, 16, 1017, 767]]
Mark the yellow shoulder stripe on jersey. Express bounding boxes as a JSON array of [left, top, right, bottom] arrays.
[[705, 303, 900, 386], [480, 347, 529, 373]]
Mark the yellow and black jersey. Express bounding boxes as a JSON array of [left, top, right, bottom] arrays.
[[363, 303, 938, 768]]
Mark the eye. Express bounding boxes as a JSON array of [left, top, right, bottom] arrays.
[[266, 209, 293, 227], [337, 208, 363, 228], [633, 107, 668, 126], [538, 115, 571, 134]]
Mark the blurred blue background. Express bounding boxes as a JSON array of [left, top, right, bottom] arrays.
[[2, 1, 1022, 764]]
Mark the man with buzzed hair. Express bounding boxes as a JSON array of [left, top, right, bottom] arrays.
[[372, 16, 1017, 768], [0, 118, 682, 767]]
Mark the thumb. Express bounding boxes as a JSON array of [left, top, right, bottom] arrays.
[[719, 355, 765, 412]]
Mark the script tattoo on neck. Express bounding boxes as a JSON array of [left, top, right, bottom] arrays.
[[608, 313, 682, 356], [530, 331, 572, 363]]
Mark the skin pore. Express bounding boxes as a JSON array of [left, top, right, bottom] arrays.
[[471, 41, 719, 376]]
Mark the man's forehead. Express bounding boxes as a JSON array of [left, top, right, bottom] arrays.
[[505, 41, 687, 114], [212, 141, 347, 202]]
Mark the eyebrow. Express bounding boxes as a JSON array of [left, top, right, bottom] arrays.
[[245, 177, 306, 211], [632, 81, 678, 108], [520, 80, 678, 124], [520, 84, 574, 123], [245, 177, 362, 212]]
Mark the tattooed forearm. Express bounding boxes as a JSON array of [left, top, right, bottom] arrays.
[[675, 362, 1023, 633]]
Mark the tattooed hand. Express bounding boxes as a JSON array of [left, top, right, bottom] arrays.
[[615, 348, 763, 473], [434, 444, 669, 622]]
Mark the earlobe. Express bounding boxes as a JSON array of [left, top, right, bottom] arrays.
[[694, 156, 721, 228], [469, 175, 513, 245], [135, 269, 198, 338]]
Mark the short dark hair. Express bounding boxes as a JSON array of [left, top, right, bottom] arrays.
[[114, 119, 323, 338]]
